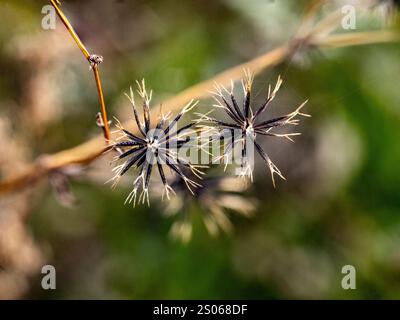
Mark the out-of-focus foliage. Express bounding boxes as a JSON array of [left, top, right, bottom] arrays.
[[0, 0, 399, 299]]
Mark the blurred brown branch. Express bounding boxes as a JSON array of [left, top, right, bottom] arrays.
[[314, 30, 400, 47], [0, 2, 399, 195]]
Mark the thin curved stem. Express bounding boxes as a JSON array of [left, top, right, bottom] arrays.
[[50, 0, 111, 140]]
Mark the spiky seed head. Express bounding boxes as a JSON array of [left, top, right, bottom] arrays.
[[199, 71, 309, 186], [108, 80, 202, 206]]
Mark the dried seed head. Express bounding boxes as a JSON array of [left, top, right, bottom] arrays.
[[88, 54, 103, 67], [379, 0, 400, 8], [156, 175, 257, 242], [108, 80, 202, 206], [374, 0, 400, 22], [199, 71, 310, 186]]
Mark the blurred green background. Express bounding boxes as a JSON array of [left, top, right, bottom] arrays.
[[0, 0, 400, 299]]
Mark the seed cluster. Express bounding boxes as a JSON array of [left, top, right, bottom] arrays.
[[110, 74, 309, 207]]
